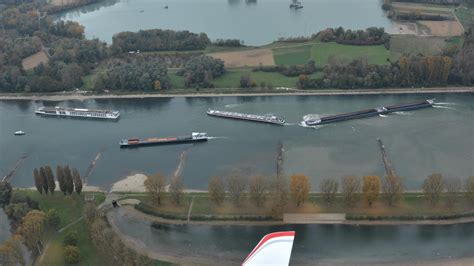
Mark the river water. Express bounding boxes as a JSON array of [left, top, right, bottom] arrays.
[[110, 208, 474, 264], [55, 0, 392, 45], [1, 93, 473, 190]]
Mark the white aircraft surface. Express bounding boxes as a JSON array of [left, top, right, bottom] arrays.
[[243, 231, 295, 266]]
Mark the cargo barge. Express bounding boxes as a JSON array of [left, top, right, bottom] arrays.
[[120, 132, 208, 148], [303, 99, 434, 126], [207, 109, 285, 125], [35, 106, 120, 120]]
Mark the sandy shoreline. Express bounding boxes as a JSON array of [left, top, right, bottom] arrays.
[[0, 87, 473, 101]]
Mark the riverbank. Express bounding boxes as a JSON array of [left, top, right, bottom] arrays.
[[0, 87, 473, 101]]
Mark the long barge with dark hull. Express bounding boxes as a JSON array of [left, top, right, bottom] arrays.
[[35, 106, 120, 120], [207, 109, 285, 125], [120, 132, 208, 148], [303, 99, 434, 126]]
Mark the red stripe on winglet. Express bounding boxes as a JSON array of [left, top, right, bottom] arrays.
[[242, 231, 295, 264]]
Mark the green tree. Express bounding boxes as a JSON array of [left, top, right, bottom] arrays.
[[45, 166, 56, 194], [0, 181, 12, 206], [208, 176, 225, 205], [63, 245, 80, 264], [169, 175, 183, 206], [144, 173, 166, 204], [39, 167, 49, 195], [56, 165, 67, 195], [33, 168, 43, 195], [63, 231, 78, 246], [319, 178, 338, 206], [341, 175, 360, 207], [290, 174, 310, 207], [444, 177, 462, 208], [249, 175, 267, 207], [64, 166, 74, 195], [46, 209, 60, 229], [362, 175, 380, 207], [423, 173, 444, 205], [72, 168, 83, 194]]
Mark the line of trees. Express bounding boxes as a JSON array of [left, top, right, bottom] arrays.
[[111, 29, 211, 53], [252, 60, 318, 77], [33, 165, 83, 195], [144, 173, 184, 206], [319, 27, 390, 48], [212, 39, 245, 47], [176, 55, 226, 88]]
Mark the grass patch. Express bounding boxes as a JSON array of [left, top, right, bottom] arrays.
[[389, 35, 448, 60], [13, 190, 105, 228], [311, 42, 390, 66], [454, 5, 474, 28], [273, 45, 312, 65]]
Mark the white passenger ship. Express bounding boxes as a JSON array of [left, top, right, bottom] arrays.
[[35, 106, 120, 120]]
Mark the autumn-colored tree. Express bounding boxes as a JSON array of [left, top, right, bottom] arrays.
[[169, 175, 183, 206], [72, 168, 83, 195], [33, 168, 43, 195], [56, 165, 67, 195], [17, 210, 46, 255], [382, 175, 403, 206], [249, 175, 267, 207], [154, 80, 161, 90], [0, 234, 24, 266], [319, 178, 338, 206], [362, 175, 380, 207], [466, 176, 474, 205], [423, 173, 444, 205], [444, 177, 462, 208], [45, 165, 56, 194], [227, 175, 246, 207], [144, 173, 166, 204], [290, 174, 310, 207], [208, 176, 225, 205], [64, 166, 74, 195], [39, 167, 48, 195], [341, 175, 360, 207]]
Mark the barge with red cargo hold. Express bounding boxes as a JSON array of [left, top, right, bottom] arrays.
[[119, 132, 208, 148]]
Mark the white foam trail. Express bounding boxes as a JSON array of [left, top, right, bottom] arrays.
[[394, 111, 413, 116], [224, 104, 241, 108], [284, 123, 296, 126], [298, 121, 324, 129], [433, 105, 457, 111], [379, 114, 388, 118], [434, 102, 458, 106], [207, 136, 228, 139]]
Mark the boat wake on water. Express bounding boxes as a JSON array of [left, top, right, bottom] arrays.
[[434, 102, 458, 105], [394, 111, 413, 116], [379, 114, 388, 118], [298, 121, 324, 129], [224, 104, 242, 108], [206, 136, 228, 139], [433, 105, 457, 111]]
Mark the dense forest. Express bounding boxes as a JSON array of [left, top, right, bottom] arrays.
[[177, 55, 226, 88], [319, 27, 390, 48]]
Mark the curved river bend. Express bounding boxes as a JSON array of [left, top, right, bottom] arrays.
[[110, 208, 474, 264]]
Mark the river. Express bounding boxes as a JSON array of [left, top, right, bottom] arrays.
[[55, 0, 393, 45], [109, 208, 474, 264], [1, 93, 473, 190]]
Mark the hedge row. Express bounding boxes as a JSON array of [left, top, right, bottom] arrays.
[[135, 202, 274, 222], [346, 211, 474, 221]]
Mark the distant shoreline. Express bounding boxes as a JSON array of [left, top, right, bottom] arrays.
[[0, 87, 473, 101]]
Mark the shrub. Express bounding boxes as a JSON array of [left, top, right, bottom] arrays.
[[63, 231, 79, 246], [46, 209, 60, 228], [63, 245, 80, 264]]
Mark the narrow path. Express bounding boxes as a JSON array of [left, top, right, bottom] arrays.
[[57, 216, 84, 233], [187, 196, 195, 223]]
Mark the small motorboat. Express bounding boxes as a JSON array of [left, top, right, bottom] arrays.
[[14, 131, 25, 136]]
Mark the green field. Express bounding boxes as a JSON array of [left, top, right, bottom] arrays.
[[272, 42, 391, 66], [169, 68, 322, 89], [389, 35, 450, 60]]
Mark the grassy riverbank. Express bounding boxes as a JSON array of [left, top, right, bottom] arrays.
[[119, 192, 474, 223]]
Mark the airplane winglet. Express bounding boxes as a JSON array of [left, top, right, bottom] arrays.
[[242, 231, 295, 266]]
